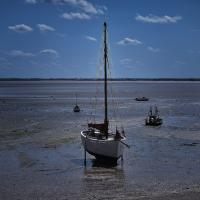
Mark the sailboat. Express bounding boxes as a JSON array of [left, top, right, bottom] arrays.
[[73, 94, 80, 112], [81, 22, 127, 162]]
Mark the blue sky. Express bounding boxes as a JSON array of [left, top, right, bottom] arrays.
[[0, 0, 200, 78]]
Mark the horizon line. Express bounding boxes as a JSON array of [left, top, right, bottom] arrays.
[[0, 77, 200, 81]]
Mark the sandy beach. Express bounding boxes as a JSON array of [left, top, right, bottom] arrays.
[[0, 81, 200, 199]]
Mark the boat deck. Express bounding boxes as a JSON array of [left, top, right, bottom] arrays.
[[81, 130, 116, 141]]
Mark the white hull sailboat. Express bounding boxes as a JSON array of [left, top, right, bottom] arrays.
[[81, 131, 126, 159], [81, 22, 127, 162]]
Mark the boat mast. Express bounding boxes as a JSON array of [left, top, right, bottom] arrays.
[[103, 22, 108, 135], [75, 93, 77, 105]]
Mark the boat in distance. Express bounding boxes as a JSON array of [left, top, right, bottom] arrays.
[[135, 97, 149, 101], [145, 106, 163, 126], [73, 105, 80, 112], [73, 94, 80, 112]]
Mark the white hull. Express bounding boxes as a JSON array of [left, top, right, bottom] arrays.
[[81, 131, 125, 159]]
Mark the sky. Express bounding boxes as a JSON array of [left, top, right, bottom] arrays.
[[0, 0, 200, 78]]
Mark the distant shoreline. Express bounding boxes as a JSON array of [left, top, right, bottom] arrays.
[[0, 78, 200, 81]]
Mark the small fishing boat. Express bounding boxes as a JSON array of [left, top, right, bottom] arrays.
[[135, 97, 149, 101], [73, 94, 80, 112], [73, 105, 80, 112], [145, 106, 162, 126], [81, 22, 128, 162]]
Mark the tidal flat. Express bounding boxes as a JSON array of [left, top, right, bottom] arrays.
[[1, 80, 200, 200]]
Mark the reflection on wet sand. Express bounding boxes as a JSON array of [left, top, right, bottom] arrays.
[[82, 159, 125, 199]]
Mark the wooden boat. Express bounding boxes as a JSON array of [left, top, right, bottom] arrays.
[[73, 105, 80, 112], [81, 22, 127, 162], [145, 106, 163, 126], [135, 97, 149, 101], [73, 94, 80, 112]]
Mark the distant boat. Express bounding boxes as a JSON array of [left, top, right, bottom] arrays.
[[135, 97, 149, 101], [145, 106, 162, 126], [73, 94, 80, 112], [81, 22, 127, 162]]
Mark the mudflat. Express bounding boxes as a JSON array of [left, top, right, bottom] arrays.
[[1, 80, 200, 200]]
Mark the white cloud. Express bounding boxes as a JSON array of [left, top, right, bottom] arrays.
[[85, 35, 97, 42], [25, 0, 106, 15], [9, 50, 35, 57], [61, 12, 91, 20], [117, 37, 142, 46], [120, 58, 132, 65], [8, 24, 33, 33], [37, 24, 55, 33], [135, 14, 182, 24], [40, 49, 58, 56], [148, 46, 160, 53], [60, 0, 106, 15], [63, 0, 101, 14], [25, 0, 37, 4]]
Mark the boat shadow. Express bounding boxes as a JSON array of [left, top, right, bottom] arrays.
[[91, 158, 119, 168], [70, 157, 123, 168]]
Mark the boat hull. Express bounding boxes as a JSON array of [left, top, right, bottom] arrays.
[[81, 131, 125, 161], [73, 105, 80, 112], [145, 118, 163, 126], [135, 97, 149, 101]]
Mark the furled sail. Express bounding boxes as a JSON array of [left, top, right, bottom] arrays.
[[88, 121, 109, 134]]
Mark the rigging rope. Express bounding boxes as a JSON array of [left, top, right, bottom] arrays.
[[89, 28, 104, 123], [106, 26, 124, 132], [88, 23, 124, 133]]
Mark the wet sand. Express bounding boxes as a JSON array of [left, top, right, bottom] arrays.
[[0, 81, 200, 199]]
